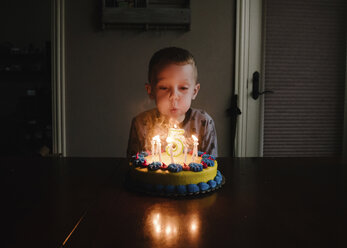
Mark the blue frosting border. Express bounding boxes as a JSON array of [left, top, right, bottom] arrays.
[[132, 170, 224, 196]]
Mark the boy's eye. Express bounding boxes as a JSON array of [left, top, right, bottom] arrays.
[[158, 86, 168, 90], [180, 87, 189, 90]]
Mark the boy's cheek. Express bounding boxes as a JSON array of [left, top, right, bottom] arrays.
[[155, 94, 167, 102]]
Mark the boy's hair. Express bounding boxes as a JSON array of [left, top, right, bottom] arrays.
[[148, 47, 197, 86]]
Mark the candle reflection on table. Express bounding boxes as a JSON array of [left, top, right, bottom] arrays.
[[190, 217, 198, 233], [144, 194, 217, 247]]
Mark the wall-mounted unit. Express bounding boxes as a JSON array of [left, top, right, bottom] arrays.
[[102, 0, 191, 30]]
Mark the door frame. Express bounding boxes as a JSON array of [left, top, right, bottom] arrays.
[[344, 53, 347, 157], [234, 0, 264, 157], [52, 0, 66, 156]]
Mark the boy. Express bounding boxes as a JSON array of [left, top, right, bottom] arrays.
[[127, 47, 218, 158]]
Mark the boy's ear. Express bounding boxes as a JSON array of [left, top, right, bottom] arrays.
[[192, 83, 200, 100], [145, 83, 154, 99]]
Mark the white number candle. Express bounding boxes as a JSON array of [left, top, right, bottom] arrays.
[[166, 137, 175, 164], [165, 125, 185, 157]]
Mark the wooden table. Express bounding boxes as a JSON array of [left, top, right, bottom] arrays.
[[2, 157, 346, 248]]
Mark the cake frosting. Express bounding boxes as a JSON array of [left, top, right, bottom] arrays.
[[128, 151, 224, 196]]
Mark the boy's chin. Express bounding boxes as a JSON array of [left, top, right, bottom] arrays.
[[158, 109, 187, 122], [167, 113, 185, 123]]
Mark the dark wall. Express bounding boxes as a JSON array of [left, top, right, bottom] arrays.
[[66, 0, 235, 157]]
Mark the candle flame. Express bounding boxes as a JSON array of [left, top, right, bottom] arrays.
[[192, 135, 198, 141], [174, 124, 177, 128], [153, 135, 160, 142], [166, 137, 173, 143]]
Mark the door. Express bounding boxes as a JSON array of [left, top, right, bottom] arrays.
[[235, 0, 346, 157]]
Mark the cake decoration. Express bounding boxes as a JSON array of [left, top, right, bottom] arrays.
[[165, 125, 185, 157], [182, 163, 190, 171], [188, 163, 203, 172], [187, 184, 200, 193], [140, 151, 149, 157], [167, 164, 183, 173], [198, 151, 205, 156], [176, 185, 187, 194], [148, 162, 162, 171], [207, 180, 217, 188], [131, 153, 147, 167], [201, 158, 214, 168], [161, 162, 168, 170], [202, 154, 216, 160], [165, 185, 176, 193], [127, 123, 225, 197], [132, 151, 218, 174], [198, 182, 210, 191]]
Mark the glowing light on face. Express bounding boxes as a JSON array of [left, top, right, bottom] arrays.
[[153, 64, 198, 123]]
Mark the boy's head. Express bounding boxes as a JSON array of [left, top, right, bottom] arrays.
[[146, 47, 200, 123], [148, 47, 198, 85]]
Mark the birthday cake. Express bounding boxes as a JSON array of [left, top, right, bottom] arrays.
[[128, 127, 224, 196], [129, 152, 223, 196]]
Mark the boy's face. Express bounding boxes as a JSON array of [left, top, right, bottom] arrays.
[[146, 63, 200, 123]]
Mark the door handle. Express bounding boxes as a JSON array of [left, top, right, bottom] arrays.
[[252, 71, 274, 100]]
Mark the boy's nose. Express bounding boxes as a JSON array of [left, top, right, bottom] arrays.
[[169, 89, 179, 101]]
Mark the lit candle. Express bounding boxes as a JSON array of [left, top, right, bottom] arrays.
[[184, 144, 187, 164], [166, 137, 175, 164], [158, 143, 162, 165], [154, 135, 162, 164], [151, 137, 156, 162], [192, 135, 199, 162]]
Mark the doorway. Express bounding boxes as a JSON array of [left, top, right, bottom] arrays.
[[235, 0, 346, 157]]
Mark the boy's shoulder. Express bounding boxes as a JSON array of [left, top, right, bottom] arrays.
[[133, 108, 158, 121], [183, 108, 215, 129], [134, 108, 156, 117], [132, 108, 161, 128], [189, 108, 214, 121]]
